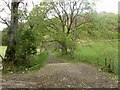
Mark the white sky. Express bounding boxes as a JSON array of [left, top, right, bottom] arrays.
[[96, 0, 118, 13], [0, 0, 119, 31]]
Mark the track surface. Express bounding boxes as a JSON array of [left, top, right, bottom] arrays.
[[2, 54, 118, 88]]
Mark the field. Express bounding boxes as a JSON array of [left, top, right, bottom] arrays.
[[0, 46, 7, 61], [75, 39, 118, 74], [58, 39, 118, 75]]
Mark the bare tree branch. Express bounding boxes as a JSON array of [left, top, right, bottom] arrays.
[[0, 16, 10, 28], [59, 2, 69, 24], [51, 2, 64, 25], [32, 1, 35, 7], [2, 0, 11, 10], [0, 8, 4, 12], [45, 0, 94, 40]]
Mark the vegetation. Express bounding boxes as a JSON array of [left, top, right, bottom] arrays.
[[29, 50, 48, 71], [1, 46, 48, 73], [0, 46, 7, 60], [56, 39, 118, 75], [0, 0, 118, 75]]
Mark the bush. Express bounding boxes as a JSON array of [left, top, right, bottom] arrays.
[[15, 51, 48, 73], [29, 50, 48, 71], [15, 29, 38, 68]]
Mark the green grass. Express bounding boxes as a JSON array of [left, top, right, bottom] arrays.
[[57, 39, 118, 75], [29, 50, 48, 71], [0, 46, 7, 61], [0, 46, 7, 57], [74, 39, 118, 75]]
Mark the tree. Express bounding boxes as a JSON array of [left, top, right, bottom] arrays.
[[0, 0, 26, 69], [3, 0, 22, 67], [15, 22, 38, 67], [36, 0, 95, 56], [28, 4, 49, 51], [87, 12, 118, 40]]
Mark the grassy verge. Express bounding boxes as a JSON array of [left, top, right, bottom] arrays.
[[13, 51, 48, 73], [0, 46, 7, 60], [57, 39, 118, 75], [1, 46, 48, 74], [76, 39, 118, 74], [28, 50, 48, 71]]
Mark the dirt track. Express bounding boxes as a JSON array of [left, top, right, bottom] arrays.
[[2, 55, 118, 88]]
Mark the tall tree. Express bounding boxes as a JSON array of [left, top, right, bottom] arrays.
[[1, 0, 22, 67], [40, 0, 95, 55]]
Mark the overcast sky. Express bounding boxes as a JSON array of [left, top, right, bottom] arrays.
[[0, 0, 119, 31]]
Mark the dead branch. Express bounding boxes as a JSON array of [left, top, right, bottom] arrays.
[[2, 0, 11, 10], [0, 16, 10, 28]]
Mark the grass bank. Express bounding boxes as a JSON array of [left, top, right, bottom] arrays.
[[0, 46, 7, 60], [13, 51, 48, 73], [57, 39, 118, 75], [1, 46, 48, 74]]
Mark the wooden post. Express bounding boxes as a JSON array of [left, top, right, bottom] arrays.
[[105, 58, 107, 67]]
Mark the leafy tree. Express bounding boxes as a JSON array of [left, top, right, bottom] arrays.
[[15, 22, 38, 68], [28, 4, 49, 51], [33, 0, 95, 58], [77, 12, 118, 40], [91, 12, 118, 40], [2, 0, 22, 69], [0, 0, 42, 71]]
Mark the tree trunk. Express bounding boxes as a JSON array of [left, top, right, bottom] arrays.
[[70, 44, 74, 59], [70, 16, 77, 59], [61, 42, 67, 55], [4, 1, 19, 66]]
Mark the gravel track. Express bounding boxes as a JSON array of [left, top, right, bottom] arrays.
[[2, 55, 118, 88]]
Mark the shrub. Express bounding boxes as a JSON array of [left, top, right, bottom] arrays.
[[15, 29, 38, 68]]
